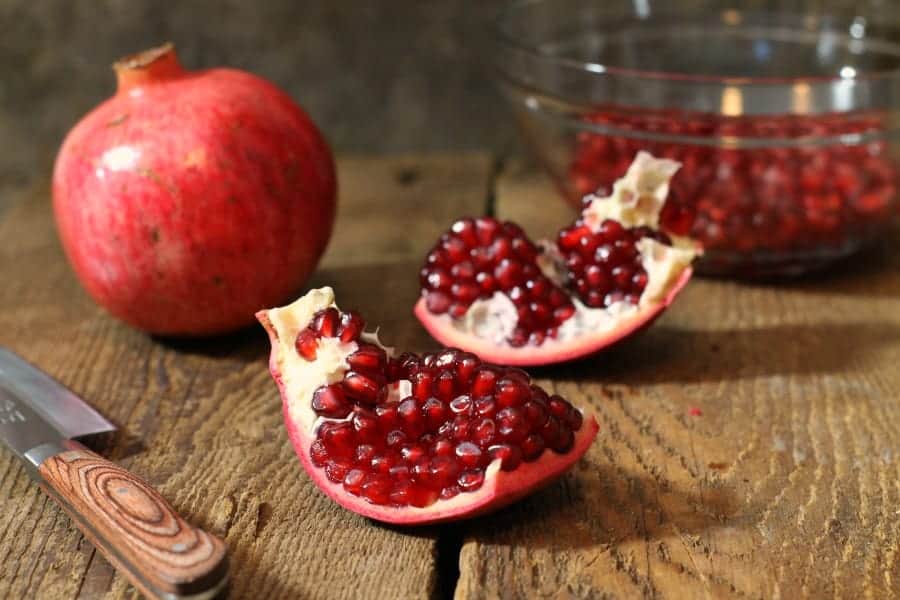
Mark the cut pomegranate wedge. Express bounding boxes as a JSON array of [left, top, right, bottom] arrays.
[[415, 151, 701, 366], [257, 287, 599, 525]]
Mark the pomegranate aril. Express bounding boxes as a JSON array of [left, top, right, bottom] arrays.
[[554, 305, 576, 322], [422, 397, 449, 431], [476, 272, 496, 294], [352, 409, 380, 443], [389, 463, 411, 482], [412, 370, 435, 401], [338, 311, 365, 342], [449, 302, 469, 318], [440, 486, 461, 500], [489, 444, 523, 471], [343, 371, 386, 405], [375, 401, 400, 431], [538, 416, 562, 448], [490, 237, 514, 261], [346, 343, 387, 374], [325, 460, 352, 484], [495, 377, 530, 408], [611, 266, 633, 289], [548, 395, 572, 419], [452, 282, 480, 303], [294, 328, 319, 361], [434, 370, 456, 401], [455, 441, 484, 469], [472, 368, 498, 397], [497, 407, 528, 443], [553, 427, 575, 453], [385, 429, 408, 448], [311, 384, 351, 418], [558, 224, 589, 251], [523, 400, 549, 428], [406, 484, 439, 508], [442, 236, 468, 262], [451, 217, 478, 247], [494, 259, 523, 288], [475, 216, 500, 245], [355, 444, 378, 465], [455, 353, 480, 386], [449, 394, 473, 416], [451, 261, 476, 280], [396, 352, 421, 378], [472, 417, 497, 447], [370, 454, 395, 474], [398, 397, 425, 436], [400, 444, 427, 464], [451, 416, 472, 441], [474, 395, 497, 418], [425, 291, 451, 315], [361, 473, 391, 505], [513, 237, 538, 262], [312, 307, 340, 337], [310, 440, 328, 467], [504, 368, 531, 384], [432, 439, 455, 457], [343, 468, 366, 496], [599, 219, 626, 240], [411, 459, 432, 487], [566, 407, 584, 431], [660, 202, 695, 236], [389, 481, 412, 505], [458, 469, 485, 492], [521, 434, 545, 462], [320, 422, 356, 459], [429, 456, 460, 489]]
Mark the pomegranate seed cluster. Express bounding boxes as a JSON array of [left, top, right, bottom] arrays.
[[570, 110, 897, 273], [420, 217, 576, 347], [556, 218, 671, 308], [296, 311, 584, 508]]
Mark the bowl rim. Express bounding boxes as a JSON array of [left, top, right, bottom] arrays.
[[492, 0, 900, 86]]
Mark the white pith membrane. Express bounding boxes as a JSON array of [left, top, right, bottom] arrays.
[[260, 287, 599, 521], [444, 151, 699, 348]]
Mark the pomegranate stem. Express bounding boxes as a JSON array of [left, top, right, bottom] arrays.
[[113, 42, 185, 93]]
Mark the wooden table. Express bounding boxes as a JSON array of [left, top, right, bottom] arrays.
[[0, 154, 898, 599]]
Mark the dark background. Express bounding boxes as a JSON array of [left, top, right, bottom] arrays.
[[0, 0, 890, 217], [0, 1, 510, 216]]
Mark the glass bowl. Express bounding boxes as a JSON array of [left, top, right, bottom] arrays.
[[491, 0, 900, 276]]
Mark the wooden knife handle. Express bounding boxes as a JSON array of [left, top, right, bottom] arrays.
[[37, 445, 228, 600]]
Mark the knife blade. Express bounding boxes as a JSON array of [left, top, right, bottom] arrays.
[[0, 348, 228, 600]]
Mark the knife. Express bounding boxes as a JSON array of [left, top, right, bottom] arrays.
[[0, 348, 228, 600]]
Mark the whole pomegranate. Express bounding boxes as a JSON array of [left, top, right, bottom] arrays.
[[53, 44, 336, 335]]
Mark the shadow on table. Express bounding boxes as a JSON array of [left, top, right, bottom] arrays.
[[744, 237, 900, 300], [535, 321, 899, 385], [153, 324, 270, 363], [449, 462, 745, 551]]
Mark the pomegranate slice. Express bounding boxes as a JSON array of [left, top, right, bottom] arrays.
[[415, 151, 700, 366], [257, 288, 598, 525]]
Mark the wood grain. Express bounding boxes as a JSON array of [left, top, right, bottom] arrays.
[[2, 153, 899, 599], [38, 447, 227, 599], [0, 153, 491, 600], [453, 159, 900, 599]]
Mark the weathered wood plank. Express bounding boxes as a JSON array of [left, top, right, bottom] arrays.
[[455, 160, 900, 599], [0, 153, 492, 600], [322, 154, 495, 269]]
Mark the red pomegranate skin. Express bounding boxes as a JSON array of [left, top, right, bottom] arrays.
[[52, 45, 336, 335]]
